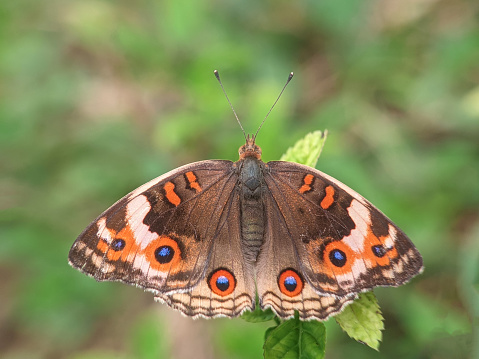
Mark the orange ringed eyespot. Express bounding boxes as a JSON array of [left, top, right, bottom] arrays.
[[106, 224, 139, 261], [143, 236, 181, 272], [322, 241, 357, 277], [278, 269, 303, 297], [362, 229, 398, 266], [208, 268, 236, 296]]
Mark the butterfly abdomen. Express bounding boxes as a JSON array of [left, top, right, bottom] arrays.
[[239, 157, 266, 262]]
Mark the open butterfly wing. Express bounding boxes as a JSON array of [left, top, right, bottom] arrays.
[[262, 161, 423, 298], [69, 160, 256, 317]]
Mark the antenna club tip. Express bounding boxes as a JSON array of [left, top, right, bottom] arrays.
[[288, 72, 294, 81], [214, 69, 220, 79]]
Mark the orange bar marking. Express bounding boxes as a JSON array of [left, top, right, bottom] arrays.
[[320, 185, 335, 209], [185, 171, 202, 192], [299, 174, 314, 194], [164, 181, 181, 206]]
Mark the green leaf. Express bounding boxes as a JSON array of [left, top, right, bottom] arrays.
[[334, 292, 384, 350], [264, 315, 326, 359], [242, 303, 277, 323], [280, 130, 328, 167]]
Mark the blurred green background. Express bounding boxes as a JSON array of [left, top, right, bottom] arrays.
[[1, 0, 479, 358]]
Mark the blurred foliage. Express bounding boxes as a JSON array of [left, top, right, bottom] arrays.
[[1, 0, 479, 358]]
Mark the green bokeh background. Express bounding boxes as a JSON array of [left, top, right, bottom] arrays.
[[2, 1, 479, 358]]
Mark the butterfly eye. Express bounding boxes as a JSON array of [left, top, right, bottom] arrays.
[[111, 239, 126, 251], [208, 268, 236, 296], [278, 269, 304, 297], [372, 245, 387, 258], [329, 249, 347, 267]]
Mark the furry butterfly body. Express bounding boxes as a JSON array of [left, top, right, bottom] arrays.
[[69, 135, 423, 320]]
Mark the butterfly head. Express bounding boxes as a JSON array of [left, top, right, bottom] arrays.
[[239, 134, 262, 160]]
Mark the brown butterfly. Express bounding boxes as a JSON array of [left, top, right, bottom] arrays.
[[69, 71, 423, 320]]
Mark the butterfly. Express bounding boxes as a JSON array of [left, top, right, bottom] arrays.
[[69, 71, 423, 321]]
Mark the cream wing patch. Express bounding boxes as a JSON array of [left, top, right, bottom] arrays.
[[93, 195, 172, 281], [126, 195, 161, 251]]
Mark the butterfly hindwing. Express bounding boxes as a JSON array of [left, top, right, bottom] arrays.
[[69, 160, 256, 317], [256, 190, 356, 320]]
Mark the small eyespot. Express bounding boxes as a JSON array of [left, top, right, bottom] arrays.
[[329, 249, 347, 267], [111, 239, 126, 251], [154, 245, 175, 264], [278, 269, 304, 297], [208, 268, 236, 296], [372, 245, 387, 258]]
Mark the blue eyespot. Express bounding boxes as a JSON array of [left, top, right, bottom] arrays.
[[158, 247, 170, 257], [372, 245, 387, 258], [329, 249, 347, 267], [216, 275, 230, 291], [155, 245, 175, 264], [278, 269, 303, 297], [284, 276, 297, 292], [111, 239, 126, 251]]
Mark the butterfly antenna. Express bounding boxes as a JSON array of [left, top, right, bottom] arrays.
[[214, 70, 247, 141], [254, 71, 294, 140]]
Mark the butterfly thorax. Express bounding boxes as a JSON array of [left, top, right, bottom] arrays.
[[238, 154, 266, 263]]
